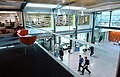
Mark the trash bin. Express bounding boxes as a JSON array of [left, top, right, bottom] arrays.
[[75, 47, 80, 52]]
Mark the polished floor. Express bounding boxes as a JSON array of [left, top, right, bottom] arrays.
[[55, 42, 120, 77]]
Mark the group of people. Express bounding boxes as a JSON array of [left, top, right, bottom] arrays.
[[54, 48, 64, 61], [2, 16, 24, 36], [78, 55, 91, 75], [54, 45, 64, 61], [53, 35, 106, 76], [4, 16, 23, 29], [54, 45, 72, 61], [54, 45, 92, 75]]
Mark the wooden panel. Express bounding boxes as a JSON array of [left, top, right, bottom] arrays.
[[1, 0, 24, 2], [28, 0, 58, 4], [28, 0, 120, 8], [28, 0, 98, 5], [109, 31, 120, 42]]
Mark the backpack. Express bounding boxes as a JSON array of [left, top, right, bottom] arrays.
[[86, 60, 90, 65]]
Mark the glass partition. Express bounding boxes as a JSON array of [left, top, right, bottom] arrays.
[[33, 28, 119, 77]]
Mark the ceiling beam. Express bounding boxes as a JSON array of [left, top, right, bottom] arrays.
[[95, 26, 120, 30], [20, 2, 28, 11], [52, 0, 77, 10], [63, 0, 77, 5], [0, 9, 21, 11]]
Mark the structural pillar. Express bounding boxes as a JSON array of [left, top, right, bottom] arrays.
[[75, 13, 78, 47], [91, 12, 95, 43], [70, 35, 73, 49], [116, 52, 120, 77], [58, 36, 61, 48], [109, 11, 112, 27], [52, 9, 56, 45]]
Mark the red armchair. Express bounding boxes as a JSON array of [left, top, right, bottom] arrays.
[[17, 29, 37, 54]]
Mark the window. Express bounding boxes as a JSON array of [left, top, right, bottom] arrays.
[[111, 10, 120, 27]]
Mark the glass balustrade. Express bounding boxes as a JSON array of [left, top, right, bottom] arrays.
[[33, 28, 120, 77]]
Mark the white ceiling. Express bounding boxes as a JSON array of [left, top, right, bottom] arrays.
[[0, 0, 25, 10]]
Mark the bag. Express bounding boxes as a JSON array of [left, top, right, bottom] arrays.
[[86, 60, 90, 65]]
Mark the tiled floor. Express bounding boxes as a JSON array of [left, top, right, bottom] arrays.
[[57, 42, 120, 77]]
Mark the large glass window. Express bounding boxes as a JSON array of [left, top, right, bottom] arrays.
[[95, 12, 102, 26], [25, 12, 52, 30], [111, 10, 120, 27], [95, 9, 120, 28], [97, 11, 110, 27], [55, 9, 75, 32]]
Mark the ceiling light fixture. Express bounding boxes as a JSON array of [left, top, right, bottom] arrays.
[[62, 6, 86, 10], [26, 3, 58, 8], [0, 11, 17, 13], [26, 3, 86, 10], [57, 9, 61, 15], [81, 10, 84, 16]]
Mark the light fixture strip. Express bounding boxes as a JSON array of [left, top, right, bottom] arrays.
[[26, 3, 86, 10]]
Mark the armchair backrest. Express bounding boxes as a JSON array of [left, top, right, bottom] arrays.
[[17, 29, 28, 36], [20, 35, 37, 45]]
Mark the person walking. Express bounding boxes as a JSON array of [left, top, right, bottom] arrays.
[[80, 57, 91, 75], [89, 46, 94, 56], [54, 44, 59, 57], [77, 55, 84, 71], [68, 46, 72, 54], [98, 35, 103, 43], [59, 48, 64, 61]]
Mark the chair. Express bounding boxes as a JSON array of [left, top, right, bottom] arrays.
[[17, 29, 28, 37], [20, 35, 37, 54]]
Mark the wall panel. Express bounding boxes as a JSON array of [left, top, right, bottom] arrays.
[[109, 31, 120, 42]]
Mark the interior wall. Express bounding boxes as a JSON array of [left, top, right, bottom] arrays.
[[17, 12, 23, 24], [109, 31, 120, 42]]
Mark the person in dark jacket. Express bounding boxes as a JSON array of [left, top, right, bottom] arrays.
[[89, 46, 94, 56], [80, 57, 91, 75], [98, 35, 103, 43], [59, 48, 64, 61]]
